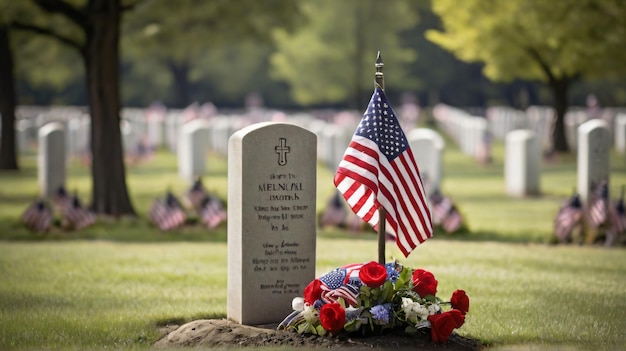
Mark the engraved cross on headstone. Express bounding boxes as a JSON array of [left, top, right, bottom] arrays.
[[275, 138, 291, 166]]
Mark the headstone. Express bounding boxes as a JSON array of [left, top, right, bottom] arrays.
[[407, 128, 445, 196], [227, 122, 317, 326], [505, 130, 541, 196], [38, 122, 66, 198], [577, 119, 611, 205], [615, 114, 626, 153], [177, 119, 210, 183], [565, 110, 588, 151]]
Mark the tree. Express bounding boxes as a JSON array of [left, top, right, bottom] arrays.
[[0, 24, 18, 170], [427, 0, 626, 152], [122, 0, 303, 108], [12, 0, 137, 215], [270, 0, 419, 108]]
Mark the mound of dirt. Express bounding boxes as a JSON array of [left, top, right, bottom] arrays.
[[153, 319, 484, 350]]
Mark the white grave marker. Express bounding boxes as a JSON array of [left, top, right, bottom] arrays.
[[577, 119, 611, 205], [227, 122, 316, 325], [505, 130, 541, 196], [38, 122, 66, 198]]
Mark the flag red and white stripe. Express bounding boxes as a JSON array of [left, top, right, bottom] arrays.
[[588, 180, 609, 228], [22, 200, 53, 233], [553, 193, 584, 241], [334, 87, 433, 257], [200, 195, 227, 229], [442, 206, 463, 233], [149, 192, 186, 231]]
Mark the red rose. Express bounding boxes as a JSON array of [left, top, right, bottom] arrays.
[[303, 279, 322, 305], [412, 269, 438, 298], [450, 289, 470, 315], [319, 303, 346, 334], [427, 309, 465, 343], [358, 261, 388, 288]]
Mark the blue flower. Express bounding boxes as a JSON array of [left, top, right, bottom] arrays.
[[385, 263, 400, 283], [370, 304, 390, 324]]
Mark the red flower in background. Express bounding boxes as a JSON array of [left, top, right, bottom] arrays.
[[304, 279, 322, 304], [319, 303, 346, 334], [412, 269, 438, 298], [359, 261, 388, 288], [427, 309, 465, 343], [450, 289, 470, 314]]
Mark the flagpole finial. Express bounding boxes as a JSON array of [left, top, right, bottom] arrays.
[[375, 51, 384, 91]]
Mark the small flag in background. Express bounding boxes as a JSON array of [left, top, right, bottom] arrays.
[[554, 193, 584, 242], [22, 199, 53, 233], [63, 194, 97, 230], [149, 191, 187, 231], [606, 186, 626, 245], [588, 180, 609, 228], [429, 189, 463, 233], [184, 178, 227, 229], [442, 205, 463, 233], [333, 87, 433, 257], [430, 189, 452, 227], [185, 177, 207, 212], [52, 188, 96, 231], [52, 186, 72, 214], [199, 195, 227, 229], [319, 192, 348, 229]]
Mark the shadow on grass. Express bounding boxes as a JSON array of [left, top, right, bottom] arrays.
[[2, 218, 545, 245]]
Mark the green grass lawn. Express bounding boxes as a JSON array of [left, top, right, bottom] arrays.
[[1, 128, 626, 351]]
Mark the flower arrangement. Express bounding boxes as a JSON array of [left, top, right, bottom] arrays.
[[278, 261, 469, 343]]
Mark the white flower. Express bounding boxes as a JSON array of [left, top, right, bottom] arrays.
[[416, 304, 429, 320], [292, 297, 304, 311], [401, 297, 414, 309], [302, 305, 319, 323], [401, 298, 428, 323], [428, 303, 441, 315]]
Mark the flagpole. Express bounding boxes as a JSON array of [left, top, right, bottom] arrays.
[[375, 51, 386, 265]]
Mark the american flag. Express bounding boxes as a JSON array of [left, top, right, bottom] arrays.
[[63, 194, 97, 230], [334, 87, 433, 257], [609, 188, 625, 235], [554, 193, 583, 242], [319, 192, 348, 229], [52, 186, 72, 214], [442, 205, 463, 233], [185, 177, 207, 212], [587, 180, 609, 228], [149, 191, 187, 231], [318, 263, 365, 307], [22, 199, 53, 233], [430, 189, 453, 227], [199, 195, 227, 229]]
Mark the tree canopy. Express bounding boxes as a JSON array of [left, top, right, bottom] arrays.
[[270, 0, 418, 108], [122, 0, 302, 107], [427, 0, 626, 83], [427, 0, 626, 152]]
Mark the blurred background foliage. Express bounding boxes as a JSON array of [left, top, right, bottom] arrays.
[[3, 0, 626, 110]]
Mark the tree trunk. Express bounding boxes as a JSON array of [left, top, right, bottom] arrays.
[[167, 61, 191, 108], [0, 25, 18, 170], [549, 77, 570, 153], [85, 0, 135, 216]]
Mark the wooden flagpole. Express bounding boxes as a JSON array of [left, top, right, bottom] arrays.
[[375, 51, 386, 265]]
